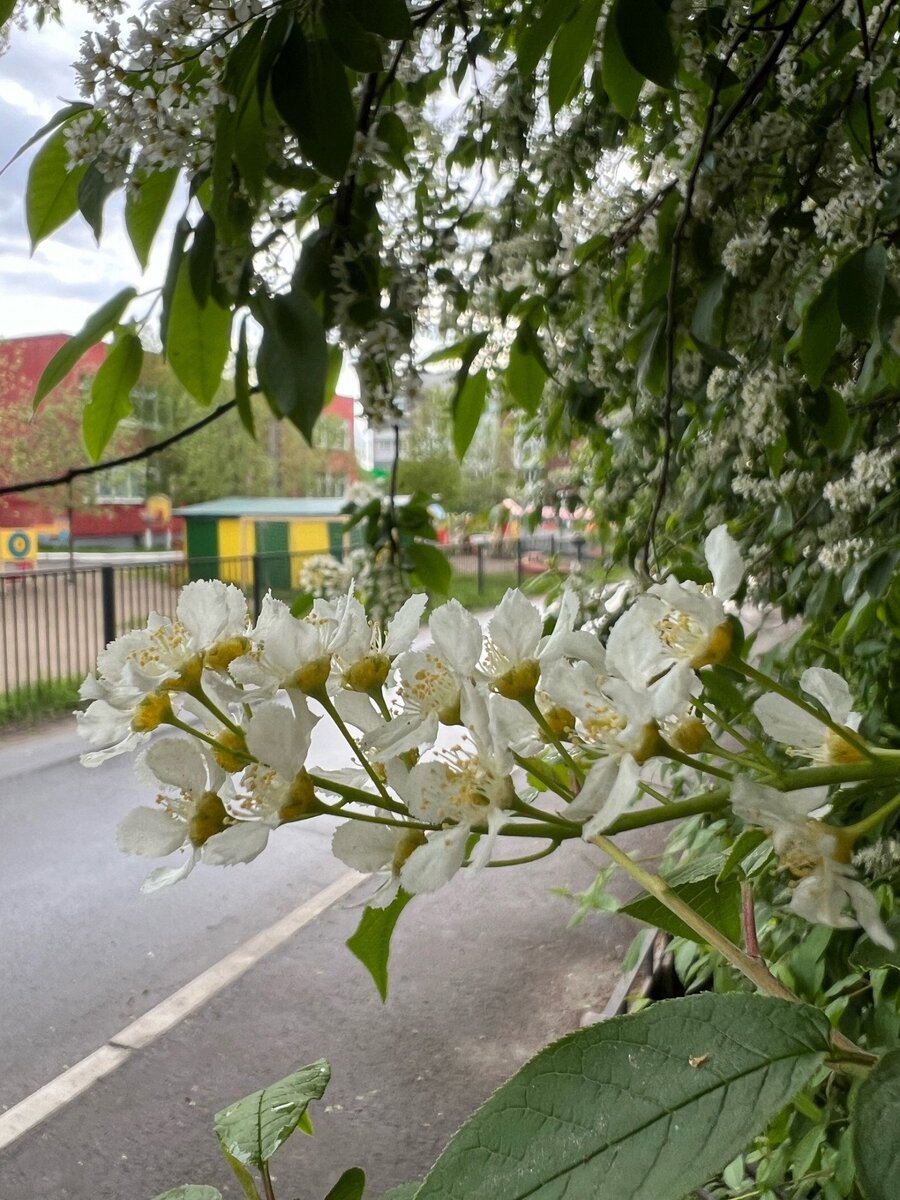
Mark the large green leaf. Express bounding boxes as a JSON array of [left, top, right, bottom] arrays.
[[77, 161, 115, 242], [214, 1060, 331, 1169], [506, 324, 548, 417], [407, 543, 452, 594], [837, 244, 887, 341], [800, 278, 841, 389], [255, 288, 328, 441], [379, 1186, 420, 1200], [324, 0, 383, 71], [221, 1145, 262, 1200], [548, 0, 603, 115], [234, 314, 256, 438], [852, 1048, 900, 1200], [614, 0, 676, 89], [0, 0, 17, 27], [83, 332, 143, 462], [851, 918, 900, 973], [166, 257, 232, 404], [125, 166, 179, 270], [150, 1189, 222, 1200], [33, 287, 136, 409], [417, 994, 831, 1200], [271, 28, 355, 180], [324, 1167, 367, 1200], [601, 4, 643, 117], [453, 368, 488, 460], [346, 889, 413, 1002], [26, 126, 88, 248], [344, 0, 411, 39], [516, 0, 579, 76]]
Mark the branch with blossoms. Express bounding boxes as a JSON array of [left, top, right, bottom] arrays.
[[80, 527, 900, 1017]]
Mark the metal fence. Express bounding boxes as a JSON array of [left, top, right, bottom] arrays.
[[1, 538, 593, 704], [0, 551, 319, 703]]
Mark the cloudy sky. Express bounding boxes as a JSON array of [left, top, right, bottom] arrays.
[[0, 9, 175, 338]]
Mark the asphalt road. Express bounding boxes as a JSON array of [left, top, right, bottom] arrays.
[[0, 716, 651, 1200]]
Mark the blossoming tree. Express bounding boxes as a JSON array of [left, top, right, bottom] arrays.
[[3, 0, 900, 1196]]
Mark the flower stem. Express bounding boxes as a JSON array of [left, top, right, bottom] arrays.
[[486, 841, 561, 867], [317, 801, 436, 832], [512, 751, 575, 800], [589, 832, 875, 1063], [167, 715, 254, 763], [660, 741, 734, 780], [187, 684, 242, 735], [843, 791, 900, 839], [318, 692, 395, 807], [521, 697, 584, 781], [307, 772, 408, 817]]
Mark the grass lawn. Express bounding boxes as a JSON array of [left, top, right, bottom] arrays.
[[0, 677, 82, 729], [445, 571, 520, 611]]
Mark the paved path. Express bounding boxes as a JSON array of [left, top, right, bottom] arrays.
[[0, 717, 656, 1199]]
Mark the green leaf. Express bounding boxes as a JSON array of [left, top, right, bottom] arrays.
[[346, 889, 413, 1002], [26, 126, 88, 248], [0, 0, 17, 27], [800, 278, 841, 389], [453, 368, 488, 460], [166, 258, 232, 404], [77, 161, 114, 242], [548, 0, 603, 115], [0, 100, 91, 177], [324, 0, 383, 71], [83, 332, 143, 462], [149, 1189, 222, 1200], [853, 1048, 900, 1200], [188, 212, 217, 308], [837, 244, 887, 341], [601, 7, 644, 118], [379, 1186, 420, 1200], [271, 28, 355, 180], [408, 543, 452, 594], [255, 288, 328, 441], [324, 1167, 367, 1200], [33, 287, 137, 409], [417, 994, 831, 1200], [344, 0, 411, 39], [214, 1060, 331, 1170], [621, 858, 742, 945], [160, 218, 191, 355], [507, 323, 548, 416], [234, 315, 255, 438], [221, 1145, 263, 1200], [125, 166, 179, 271], [637, 313, 666, 396], [516, 0, 579, 77], [614, 0, 676, 89], [692, 270, 727, 345]]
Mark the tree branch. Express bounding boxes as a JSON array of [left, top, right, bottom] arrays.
[[0, 397, 245, 497]]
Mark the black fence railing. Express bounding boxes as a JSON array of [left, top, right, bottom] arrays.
[[0, 552, 321, 704], [1, 538, 593, 705]]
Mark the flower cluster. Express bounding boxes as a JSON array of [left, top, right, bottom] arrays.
[[78, 529, 898, 948]]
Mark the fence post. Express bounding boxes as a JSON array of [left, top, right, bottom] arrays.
[[516, 537, 523, 587], [576, 537, 584, 564], [476, 544, 485, 596], [549, 534, 556, 558], [252, 553, 263, 618], [101, 565, 116, 646]]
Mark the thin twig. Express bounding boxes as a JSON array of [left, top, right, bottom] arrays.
[[855, 0, 882, 175], [741, 880, 762, 960], [0, 397, 245, 497]]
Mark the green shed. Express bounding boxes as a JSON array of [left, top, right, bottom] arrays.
[[174, 497, 360, 591]]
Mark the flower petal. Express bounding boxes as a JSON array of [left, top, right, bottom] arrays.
[[383, 593, 428, 657], [581, 755, 641, 838], [142, 736, 210, 795], [117, 806, 186, 857], [202, 821, 271, 866], [246, 700, 316, 781], [753, 694, 824, 753], [400, 826, 468, 894], [488, 588, 542, 666], [705, 525, 744, 600], [430, 599, 483, 674], [332, 820, 399, 872], [799, 667, 853, 725]]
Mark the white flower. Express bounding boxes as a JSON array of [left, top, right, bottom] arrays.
[[229, 593, 349, 699], [731, 779, 892, 947], [331, 819, 426, 907], [362, 599, 482, 761], [204, 700, 319, 866], [607, 525, 743, 687], [333, 591, 428, 693], [117, 737, 227, 893], [387, 684, 516, 889], [485, 587, 602, 700], [754, 667, 864, 764]]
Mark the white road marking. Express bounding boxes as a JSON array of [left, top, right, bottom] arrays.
[[0, 870, 363, 1154]]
